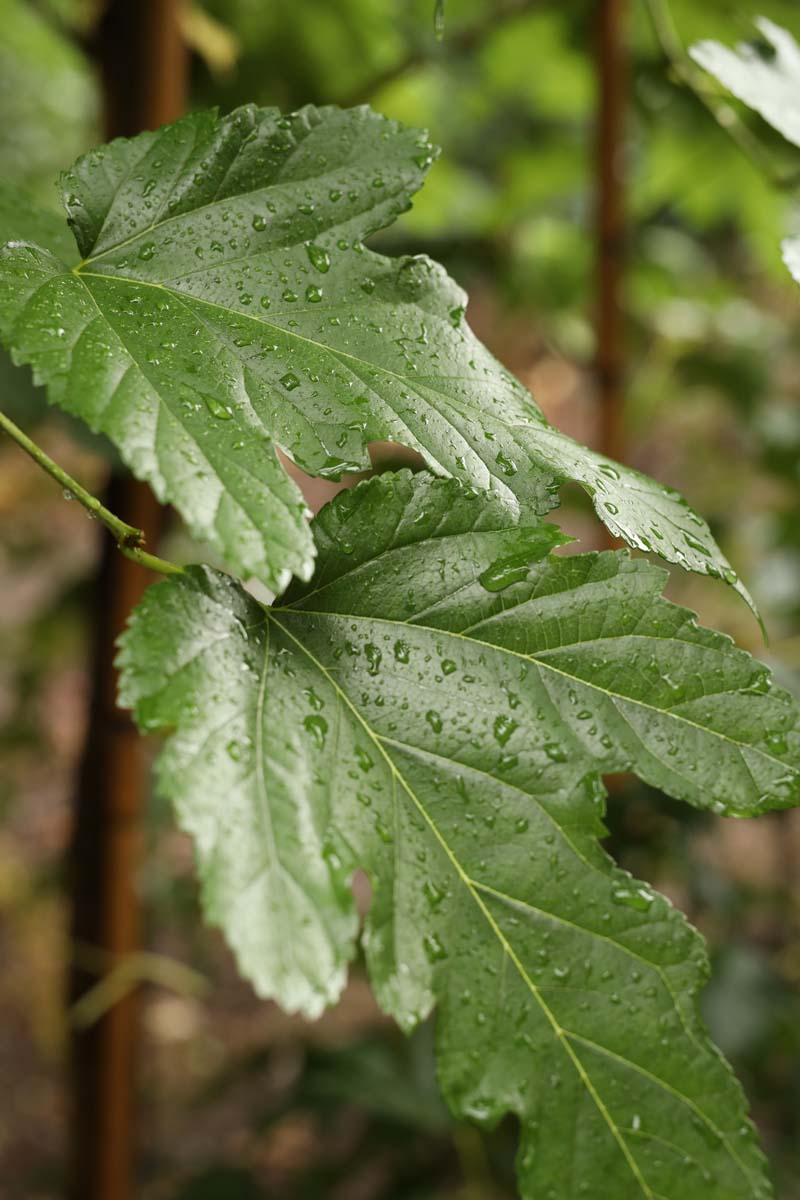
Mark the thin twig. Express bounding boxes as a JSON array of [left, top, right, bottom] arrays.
[[0, 407, 182, 575], [341, 0, 541, 107], [70, 943, 208, 1029]]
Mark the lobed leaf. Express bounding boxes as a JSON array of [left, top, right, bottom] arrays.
[[119, 472, 795, 1199], [691, 18, 800, 151], [0, 103, 753, 606], [691, 19, 800, 291]]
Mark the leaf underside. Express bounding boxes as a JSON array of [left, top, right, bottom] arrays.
[[0, 103, 754, 606], [119, 472, 797, 1200], [691, 18, 800, 152], [691, 18, 800, 287]]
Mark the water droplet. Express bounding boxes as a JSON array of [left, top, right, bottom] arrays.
[[685, 534, 710, 556], [479, 555, 531, 592], [138, 242, 155, 261], [544, 743, 567, 763], [611, 883, 654, 912], [202, 394, 232, 420], [424, 880, 445, 908], [252, 214, 267, 231], [365, 644, 382, 676], [495, 450, 518, 477], [306, 243, 331, 273], [441, 659, 457, 675], [423, 932, 447, 962], [305, 284, 323, 303], [493, 714, 518, 746], [375, 818, 392, 844], [425, 710, 443, 734], [303, 714, 328, 748], [280, 372, 301, 391], [394, 640, 410, 663], [356, 746, 374, 772]]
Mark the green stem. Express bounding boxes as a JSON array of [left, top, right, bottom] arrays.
[[119, 543, 184, 575], [0, 408, 183, 576]]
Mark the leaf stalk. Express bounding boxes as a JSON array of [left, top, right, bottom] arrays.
[[0, 407, 182, 575]]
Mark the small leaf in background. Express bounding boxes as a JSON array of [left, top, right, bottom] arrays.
[[119, 472, 796, 1199], [691, 18, 800, 151], [691, 18, 800, 295]]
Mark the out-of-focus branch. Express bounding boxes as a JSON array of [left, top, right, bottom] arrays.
[[594, 0, 627, 467], [67, 6, 188, 1200], [341, 0, 542, 106]]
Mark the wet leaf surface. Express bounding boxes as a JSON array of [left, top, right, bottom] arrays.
[[119, 472, 796, 1199]]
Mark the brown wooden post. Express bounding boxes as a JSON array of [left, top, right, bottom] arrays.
[[594, 0, 627, 466], [67, 5, 187, 1199]]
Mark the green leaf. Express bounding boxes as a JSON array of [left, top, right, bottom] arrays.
[[690, 20, 800, 291], [0, 181, 76, 262], [0, 0, 98, 204], [691, 18, 800, 149], [0, 104, 753, 605], [119, 472, 795, 1199], [781, 233, 800, 284]]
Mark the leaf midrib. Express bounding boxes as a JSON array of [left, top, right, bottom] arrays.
[[268, 608, 762, 1196], [266, 609, 656, 1199], [79, 124, 423, 270], [72, 268, 534, 502], [274, 607, 793, 795]]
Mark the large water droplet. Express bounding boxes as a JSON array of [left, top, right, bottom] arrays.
[[425, 710, 443, 734], [611, 883, 654, 912], [394, 640, 410, 663], [493, 714, 518, 747], [306, 243, 331, 273], [303, 714, 328, 748], [202, 394, 233, 420]]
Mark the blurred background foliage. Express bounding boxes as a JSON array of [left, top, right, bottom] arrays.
[[2, 1, 800, 1197]]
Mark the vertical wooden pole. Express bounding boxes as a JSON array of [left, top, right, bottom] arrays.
[[67, 6, 187, 1199], [594, 0, 627, 466]]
